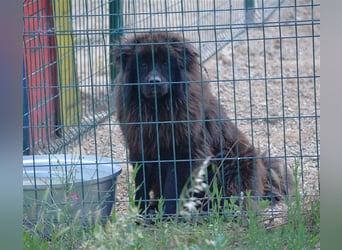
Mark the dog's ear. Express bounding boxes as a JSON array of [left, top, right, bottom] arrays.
[[111, 38, 135, 70], [182, 42, 199, 68], [169, 36, 199, 70]]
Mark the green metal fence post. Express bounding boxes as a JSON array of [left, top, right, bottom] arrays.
[[245, 0, 256, 25], [109, 0, 123, 91]]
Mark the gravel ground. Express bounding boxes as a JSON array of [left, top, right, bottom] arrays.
[[68, 0, 320, 215]]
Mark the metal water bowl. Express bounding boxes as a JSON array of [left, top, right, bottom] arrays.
[[23, 154, 122, 225]]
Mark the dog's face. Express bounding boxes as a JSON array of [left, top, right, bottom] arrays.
[[125, 45, 180, 99], [113, 33, 199, 100]]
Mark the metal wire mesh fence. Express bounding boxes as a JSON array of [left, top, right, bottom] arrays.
[[122, 0, 286, 62], [23, 0, 320, 222]]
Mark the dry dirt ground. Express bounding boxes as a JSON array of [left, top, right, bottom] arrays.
[[68, 0, 320, 216]]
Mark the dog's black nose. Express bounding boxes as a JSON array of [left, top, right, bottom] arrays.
[[149, 75, 161, 83]]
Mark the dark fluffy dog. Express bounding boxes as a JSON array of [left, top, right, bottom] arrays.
[[113, 32, 294, 216]]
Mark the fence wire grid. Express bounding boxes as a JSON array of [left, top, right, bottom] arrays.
[[23, 0, 320, 221]]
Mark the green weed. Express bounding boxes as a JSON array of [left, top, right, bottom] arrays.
[[24, 159, 319, 249]]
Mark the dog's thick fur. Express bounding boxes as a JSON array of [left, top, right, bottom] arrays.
[[113, 32, 294, 215]]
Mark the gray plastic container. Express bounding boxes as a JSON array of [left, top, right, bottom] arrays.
[[23, 154, 122, 225]]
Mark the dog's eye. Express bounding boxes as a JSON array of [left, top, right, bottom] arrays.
[[140, 62, 148, 69]]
